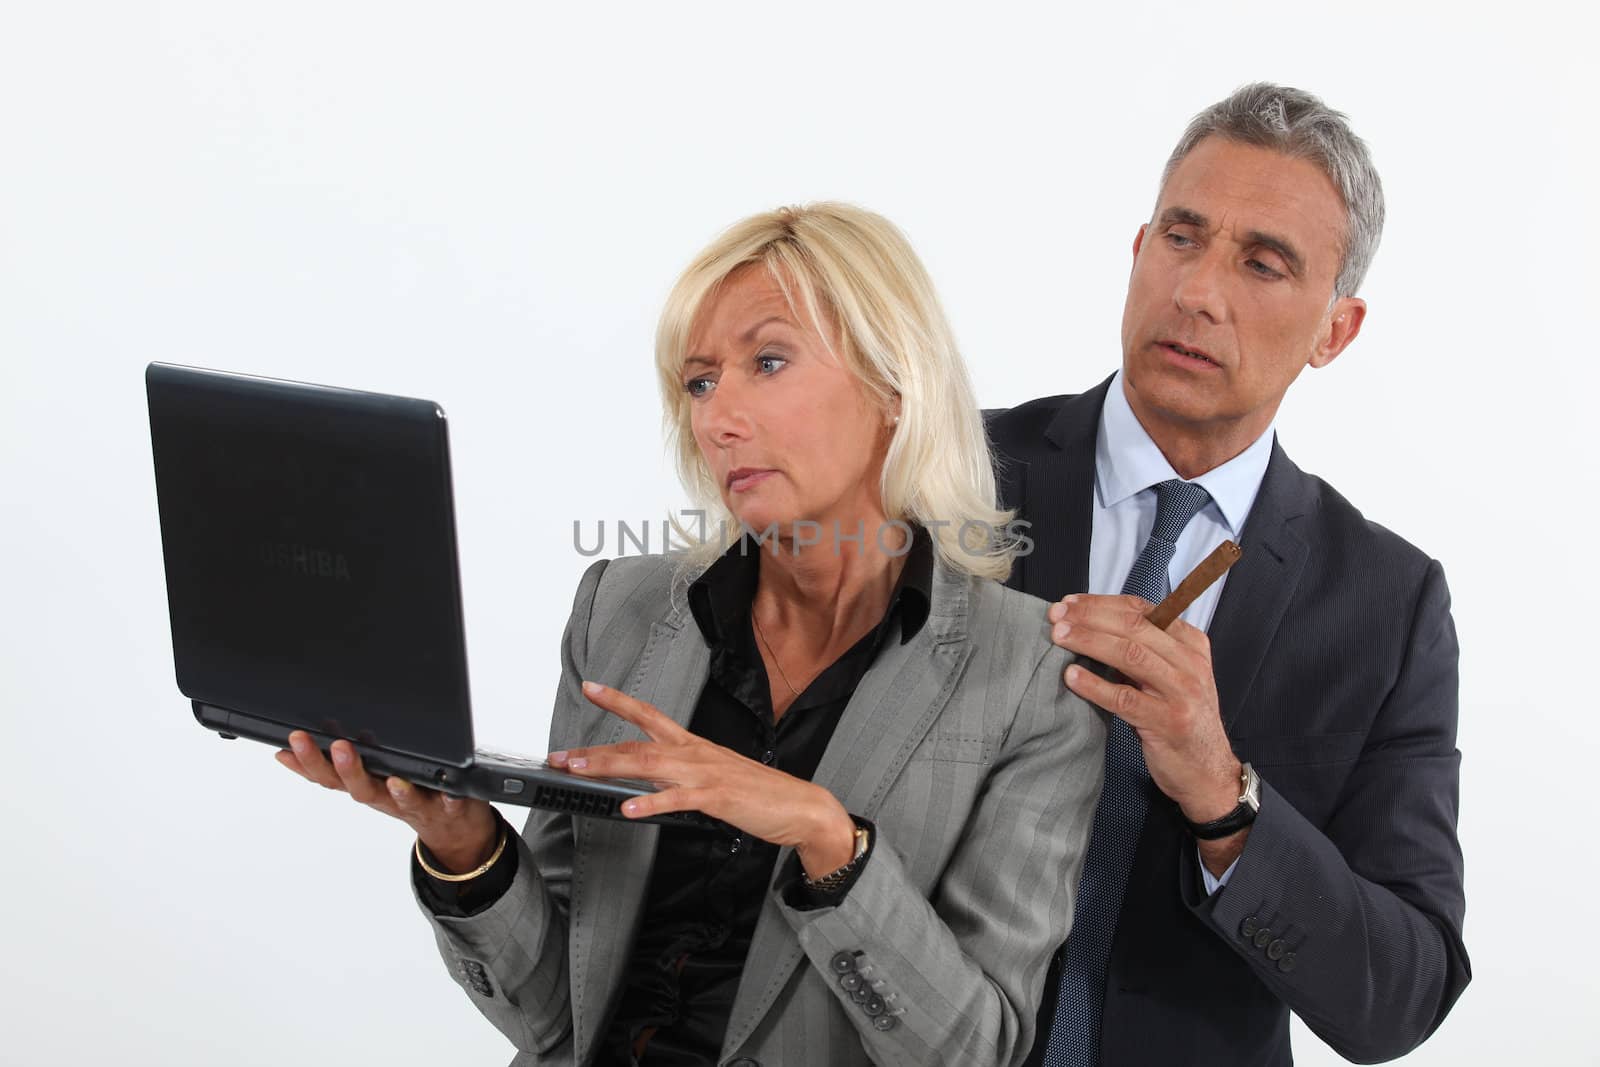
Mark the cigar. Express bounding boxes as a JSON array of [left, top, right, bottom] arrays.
[[1144, 540, 1243, 631]]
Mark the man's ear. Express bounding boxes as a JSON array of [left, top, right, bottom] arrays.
[[1309, 296, 1366, 370], [1128, 223, 1150, 286]]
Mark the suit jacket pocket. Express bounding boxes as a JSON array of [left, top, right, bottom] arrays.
[[873, 734, 996, 888], [1235, 730, 1365, 827], [1235, 730, 1365, 768], [913, 732, 995, 765]]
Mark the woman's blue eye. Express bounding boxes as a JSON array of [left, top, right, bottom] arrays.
[[756, 354, 787, 374], [685, 377, 712, 397]]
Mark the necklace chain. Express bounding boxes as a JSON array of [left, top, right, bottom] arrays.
[[752, 610, 801, 698]]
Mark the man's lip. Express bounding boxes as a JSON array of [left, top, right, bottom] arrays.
[[1157, 340, 1221, 366]]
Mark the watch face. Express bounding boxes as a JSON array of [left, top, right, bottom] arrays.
[[1241, 763, 1262, 811]]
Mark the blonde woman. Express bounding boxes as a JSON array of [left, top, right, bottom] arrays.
[[279, 203, 1106, 1067]]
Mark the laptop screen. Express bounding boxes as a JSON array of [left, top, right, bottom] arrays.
[[147, 364, 476, 764]]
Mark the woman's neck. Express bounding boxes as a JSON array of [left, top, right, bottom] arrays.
[[752, 517, 911, 657]]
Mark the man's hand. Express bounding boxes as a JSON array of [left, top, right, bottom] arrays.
[[1048, 593, 1249, 873]]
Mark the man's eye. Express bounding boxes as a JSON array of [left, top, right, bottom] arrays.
[[1246, 259, 1282, 278], [1166, 232, 1196, 249], [685, 377, 713, 397]]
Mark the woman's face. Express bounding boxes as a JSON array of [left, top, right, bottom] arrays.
[[681, 265, 894, 543]]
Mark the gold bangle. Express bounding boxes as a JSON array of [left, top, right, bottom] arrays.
[[415, 828, 508, 883]]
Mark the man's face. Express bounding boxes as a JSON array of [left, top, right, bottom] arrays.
[[1119, 136, 1364, 445]]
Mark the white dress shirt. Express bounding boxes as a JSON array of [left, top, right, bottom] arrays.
[[1087, 370, 1275, 893]]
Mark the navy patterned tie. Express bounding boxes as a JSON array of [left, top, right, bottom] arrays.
[[1043, 478, 1213, 1067]]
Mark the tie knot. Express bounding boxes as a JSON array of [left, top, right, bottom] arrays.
[[1150, 479, 1212, 543]]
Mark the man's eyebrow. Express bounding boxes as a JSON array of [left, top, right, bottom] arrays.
[[1243, 230, 1304, 277], [1157, 206, 1209, 230], [1159, 205, 1305, 278]]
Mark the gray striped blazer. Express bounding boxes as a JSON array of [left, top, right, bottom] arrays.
[[414, 550, 1106, 1066]]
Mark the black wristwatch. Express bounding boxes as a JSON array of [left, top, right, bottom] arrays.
[[1184, 762, 1261, 840]]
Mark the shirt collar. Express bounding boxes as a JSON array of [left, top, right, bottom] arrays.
[[1094, 369, 1275, 537], [688, 523, 933, 650]]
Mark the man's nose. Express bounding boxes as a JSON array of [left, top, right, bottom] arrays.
[[1173, 250, 1228, 325]]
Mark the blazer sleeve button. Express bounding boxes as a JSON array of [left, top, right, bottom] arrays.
[[1252, 928, 1274, 949], [1240, 916, 1259, 939], [1277, 952, 1297, 974], [872, 1014, 899, 1032], [840, 972, 864, 992], [830, 951, 857, 975], [1267, 939, 1287, 961], [865, 995, 886, 1016]]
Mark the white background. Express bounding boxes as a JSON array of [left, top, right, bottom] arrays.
[[2, 2, 1595, 1064]]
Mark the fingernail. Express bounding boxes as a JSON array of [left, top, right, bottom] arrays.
[[387, 779, 404, 798], [1066, 665, 1081, 683], [333, 747, 349, 765], [582, 681, 601, 695], [1047, 603, 1064, 622], [568, 757, 588, 770], [1053, 622, 1071, 640], [548, 750, 567, 764], [1065, 594, 1081, 604], [622, 800, 639, 815]]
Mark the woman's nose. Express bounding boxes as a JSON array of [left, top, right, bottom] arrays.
[[697, 381, 753, 446]]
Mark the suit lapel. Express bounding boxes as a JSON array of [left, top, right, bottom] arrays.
[[719, 562, 977, 1055], [570, 611, 709, 1066], [1206, 440, 1314, 730], [1032, 380, 1316, 726], [1011, 376, 1111, 601]]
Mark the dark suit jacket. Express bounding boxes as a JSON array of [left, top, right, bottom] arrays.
[[994, 377, 1470, 1067]]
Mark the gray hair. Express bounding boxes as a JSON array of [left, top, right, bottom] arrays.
[[1160, 83, 1385, 298]]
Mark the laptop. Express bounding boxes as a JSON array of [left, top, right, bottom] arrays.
[[146, 362, 702, 827]]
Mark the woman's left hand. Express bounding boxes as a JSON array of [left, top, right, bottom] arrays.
[[550, 681, 858, 879]]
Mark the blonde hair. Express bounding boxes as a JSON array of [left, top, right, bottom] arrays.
[[656, 202, 1017, 581]]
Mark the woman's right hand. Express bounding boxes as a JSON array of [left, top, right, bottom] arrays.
[[275, 730, 502, 875]]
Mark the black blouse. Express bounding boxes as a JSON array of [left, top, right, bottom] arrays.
[[416, 528, 932, 1065]]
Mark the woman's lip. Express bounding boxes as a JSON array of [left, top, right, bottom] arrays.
[[728, 469, 776, 492]]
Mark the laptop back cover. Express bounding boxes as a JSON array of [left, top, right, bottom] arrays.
[[146, 363, 475, 765]]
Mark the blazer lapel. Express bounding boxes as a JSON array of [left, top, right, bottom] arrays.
[[570, 610, 709, 1066], [1206, 440, 1314, 731], [719, 562, 977, 1055], [1010, 375, 1112, 601]]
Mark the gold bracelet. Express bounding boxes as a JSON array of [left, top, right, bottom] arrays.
[[415, 828, 508, 883], [803, 823, 871, 892]]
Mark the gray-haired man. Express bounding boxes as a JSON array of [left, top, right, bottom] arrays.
[[990, 84, 1470, 1065]]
